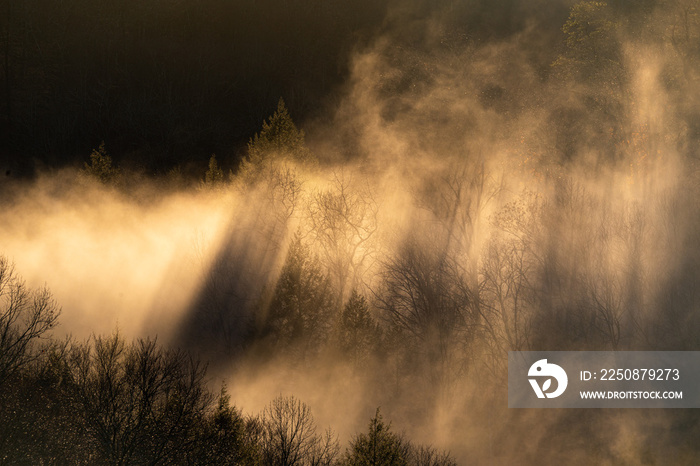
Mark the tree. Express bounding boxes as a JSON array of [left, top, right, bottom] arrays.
[[408, 446, 457, 466], [344, 408, 410, 466], [236, 98, 308, 254], [202, 153, 225, 188], [336, 290, 383, 368], [377, 235, 475, 387], [260, 395, 339, 466], [0, 337, 87, 464], [553, 2, 623, 85], [81, 142, 120, 184], [480, 192, 543, 356], [247, 98, 314, 165], [665, 0, 700, 84], [262, 235, 335, 360], [239, 98, 315, 184], [307, 174, 379, 305], [343, 409, 457, 466], [68, 332, 213, 465], [0, 255, 60, 390], [551, 1, 629, 162], [197, 384, 262, 464]]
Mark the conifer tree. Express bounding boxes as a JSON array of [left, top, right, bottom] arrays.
[[239, 98, 315, 183], [82, 142, 120, 184]]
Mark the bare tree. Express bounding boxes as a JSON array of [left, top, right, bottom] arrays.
[[409, 445, 458, 466], [377, 234, 476, 388], [480, 192, 543, 360], [306, 172, 379, 304], [0, 255, 60, 389], [261, 395, 339, 466], [69, 332, 212, 465]]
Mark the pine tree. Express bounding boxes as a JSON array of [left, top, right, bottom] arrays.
[[239, 98, 315, 183], [264, 235, 334, 358], [344, 409, 409, 466], [337, 290, 382, 367], [203, 154, 225, 188], [82, 142, 120, 184]]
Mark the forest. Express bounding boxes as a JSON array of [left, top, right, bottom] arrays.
[[2, 0, 700, 464]]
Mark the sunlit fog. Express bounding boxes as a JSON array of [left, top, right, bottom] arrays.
[[1, 0, 699, 464]]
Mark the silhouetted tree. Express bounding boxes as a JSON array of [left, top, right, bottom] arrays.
[[260, 395, 339, 466], [202, 154, 225, 188], [81, 142, 120, 184], [239, 98, 315, 184], [377, 235, 475, 387], [336, 290, 383, 368], [0, 255, 60, 390], [408, 446, 458, 466], [480, 192, 543, 357], [68, 332, 212, 464], [0, 338, 88, 464], [344, 408, 410, 466], [262, 235, 335, 360], [196, 384, 262, 464]]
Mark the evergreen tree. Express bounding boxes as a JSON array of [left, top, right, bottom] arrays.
[[199, 384, 261, 464], [203, 154, 225, 188], [239, 98, 315, 183], [344, 409, 409, 466], [337, 290, 382, 367], [264, 235, 335, 358], [81, 142, 120, 184]]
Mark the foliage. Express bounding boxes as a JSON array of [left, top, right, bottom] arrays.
[[552, 0, 626, 120], [264, 235, 335, 358], [550, 1, 631, 161], [552, 2, 623, 84], [203, 154, 226, 188], [344, 408, 410, 466], [239, 98, 315, 183], [81, 142, 121, 184], [336, 290, 383, 367], [343, 409, 457, 466], [197, 384, 262, 464]]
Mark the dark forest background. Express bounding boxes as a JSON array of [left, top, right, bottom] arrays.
[[0, 0, 583, 176]]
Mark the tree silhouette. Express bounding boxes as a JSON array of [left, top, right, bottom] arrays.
[[203, 154, 225, 188], [81, 142, 121, 184], [344, 408, 410, 466], [336, 290, 383, 368], [0, 255, 60, 390], [307, 174, 379, 304], [262, 235, 335, 360], [239, 98, 315, 183], [260, 395, 339, 466], [68, 332, 212, 464]]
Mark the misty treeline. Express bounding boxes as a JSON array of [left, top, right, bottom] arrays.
[[0, 256, 457, 464]]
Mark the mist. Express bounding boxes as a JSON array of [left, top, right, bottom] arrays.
[[2, 0, 700, 464]]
